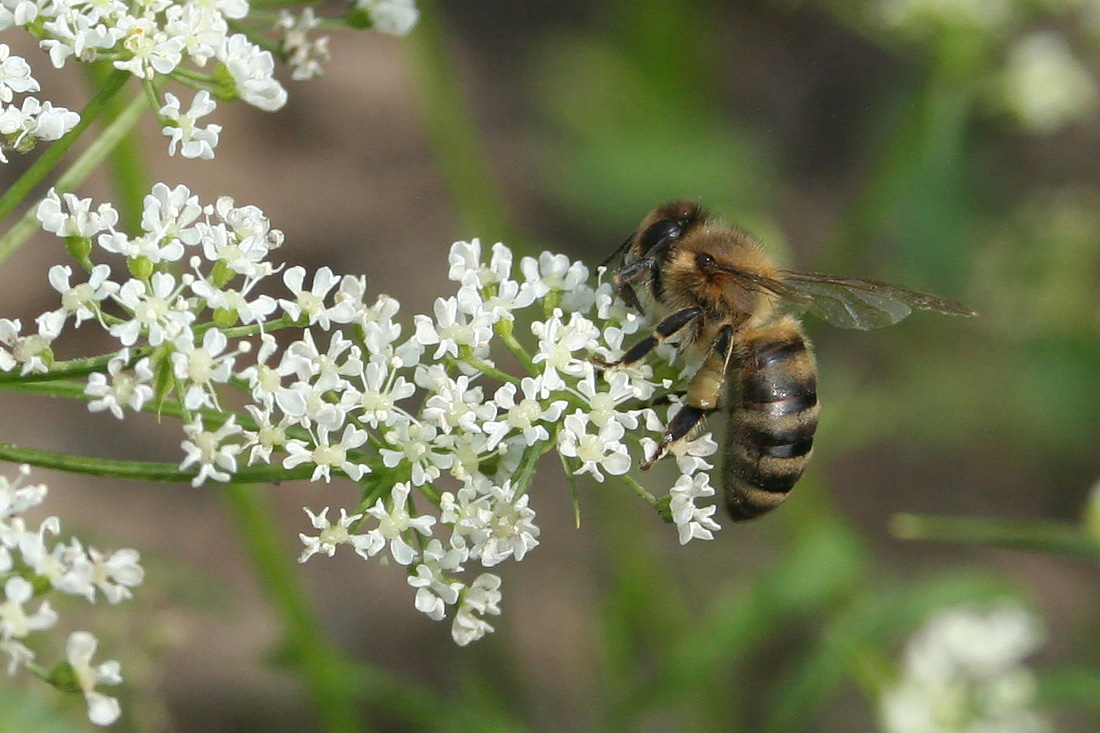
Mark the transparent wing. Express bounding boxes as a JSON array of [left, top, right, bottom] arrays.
[[775, 270, 978, 330]]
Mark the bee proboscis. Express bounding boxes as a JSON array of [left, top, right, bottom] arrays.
[[604, 201, 977, 521]]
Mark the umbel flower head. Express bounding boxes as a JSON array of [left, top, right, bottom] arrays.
[[19, 183, 720, 648]]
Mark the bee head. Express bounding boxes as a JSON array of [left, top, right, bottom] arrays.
[[672, 229, 772, 315], [632, 200, 705, 258]]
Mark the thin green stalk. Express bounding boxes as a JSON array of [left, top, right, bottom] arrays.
[[892, 512, 1100, 559], [0, 441, 316, 484], [0, 87, 148, 265], [83, 64, 149, 232], [0, 68, 132, 261], [618, 473, 658, 509], [405, 0, 518, 246], [221, 483, 366, 733]]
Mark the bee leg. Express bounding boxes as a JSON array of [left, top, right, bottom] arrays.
[[613, 257, 654, 313], [594, 307, 701, 368], [642, 404, 707, 470], [642, 325, 735, 469], [620, 283, 645, 315]]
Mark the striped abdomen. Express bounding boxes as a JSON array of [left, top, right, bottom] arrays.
[[722, 320, 819, 521]]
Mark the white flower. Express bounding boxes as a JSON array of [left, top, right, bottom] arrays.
[[0, 576, 57, 639], [280, 265, 356, 328], [530, 310, 599, 393], [282, 425, 370, 482], [179, 415, 244, 487], [357, 0, 419, 36], [36, 189, 118, 238], [278, 8, 330, 81], [447, 239, 512, 286], [220, 33, 288, 112], [451, 573, 501, 646], [466, 480, 540, 567], [880, 603, 1048, 733], [0, 98, 79, 151], [408, 539, 465, 621], [0, 465, 46, 520], [413, 296, 494, 361], [108, 271, 195, 347], [556, 412, 631, 481], [141, 182, 204, 248], [482, 377, 565, 450], [189, 269, 277, 326], [83, 546, 144, 604], [161, 90, 222, 158], [418, 369, 493, 434], [66, 631, 122, 726], [0, 44, 38, 103], [85, 350, 154, 419], [0, 317, 53, 374], [380, 421, 452, 486], [363, 482, 436, 565], [1001, 31, 1098, 134], [47, 264, 118, 329], [298, 507, 380, 562], [113, 16, 185, 79], [242, 404, 288, 465], [171, 327, 238, 410], [341, 359, 416, 429], [575, 369, 640, 431], [521, 251, 589, 299], [668, 473, 721, 544]]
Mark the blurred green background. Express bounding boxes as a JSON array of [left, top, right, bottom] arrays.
[[3, 0, 1100, 730]]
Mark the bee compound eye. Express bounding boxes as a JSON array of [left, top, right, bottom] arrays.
[[637, 218, 683, 254]]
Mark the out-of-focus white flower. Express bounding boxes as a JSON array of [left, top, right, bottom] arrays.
[[880, 603, 1049, 733], [66, 631, 122, 726], [1000, 31, 1098, 134], [357, 0, 419, 36]]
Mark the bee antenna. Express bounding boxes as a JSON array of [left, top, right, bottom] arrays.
[[600, 233, 635, 268]]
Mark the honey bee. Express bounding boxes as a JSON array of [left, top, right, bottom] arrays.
[[603, 201, 977, 521]]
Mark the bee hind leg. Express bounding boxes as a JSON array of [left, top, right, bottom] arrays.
[[642, 324, 734, 470]]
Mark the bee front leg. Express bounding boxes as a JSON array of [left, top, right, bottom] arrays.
[[642, 324, 735, 470], [594, 307, 701, 368]]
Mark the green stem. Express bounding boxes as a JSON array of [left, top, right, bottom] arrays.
[[891, 513, 1100, 560], [221, 483, 366, 733], [494, 320, 538, 375], [619, 473, 658, 509], [0, 85, 147, 267], [0, 441, 316, 484], [405, 0, 518, 245], [83, 64, 149, 232], [0, 68, 133, 264]]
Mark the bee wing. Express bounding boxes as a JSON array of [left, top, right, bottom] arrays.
[[775, 270, 978, 330]]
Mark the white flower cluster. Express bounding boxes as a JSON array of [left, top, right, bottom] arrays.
[[880, 602, 1049, 733], [0, 43, 79, 163], [0, 0, 419, 161], [17, 182, 720, 645], [0, 465, 143, 726]]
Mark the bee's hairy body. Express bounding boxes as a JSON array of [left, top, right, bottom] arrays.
[[723, 319, 818, 520], [605, 200, 975, 521]]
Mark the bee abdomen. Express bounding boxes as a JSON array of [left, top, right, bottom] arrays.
[[722, 328, 820, 521]]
